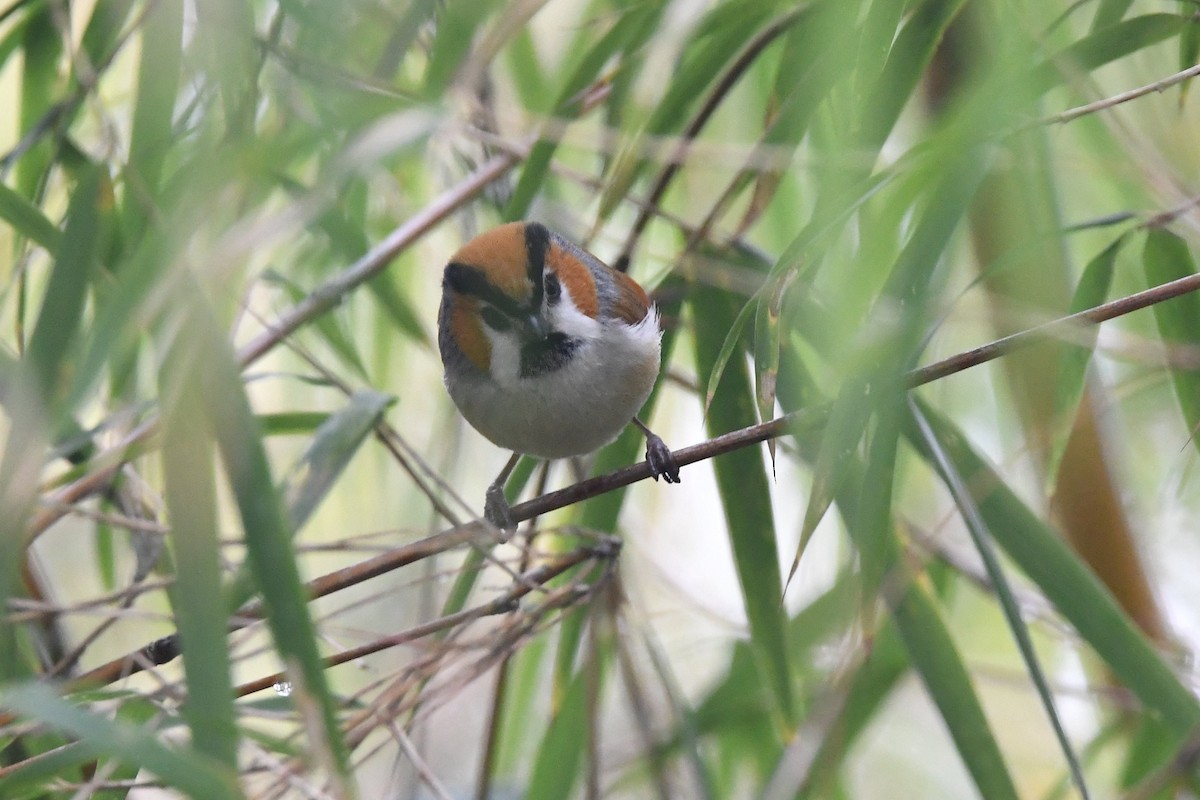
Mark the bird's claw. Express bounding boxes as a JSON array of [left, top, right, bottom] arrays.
[[484, 482, 516, 540], [644, 432, 681, 484]]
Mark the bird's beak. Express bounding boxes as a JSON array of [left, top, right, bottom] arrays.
[[521, 313, 547, 340]]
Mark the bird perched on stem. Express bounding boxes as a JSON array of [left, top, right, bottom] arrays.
[[438, 221, 681, 531]]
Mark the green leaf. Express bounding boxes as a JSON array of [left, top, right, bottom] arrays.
[[907, 400, 1200, 737], [1032, 15, 1185, 93], [0, 180, 61, 251], [0, 683, 241, 800], [1048, 234, 1127, 479], [259, 411, 333, 436], [504, 1, 666, 221], [857, 0, 969, 151], [1142, 229, 1200, 454], [159, 319, 238, 768], [125, 0, 182, 230], [279, 389, 394, 531], [79, 0, 137, 67], [693, 279, 792, 727], [597, 2, 781, 222], [186, 292, 352, 783], [15, 5, 61, 199], [26, 167, 103, 406], [786, 373, 867, 592], [193, 0, 256, 136], [525, 649, 602, 800], [890, 579, 1021, 800], [703, 293, 758, 414], [1091, 0, 1133, 30], [422, 0, 502, 96], [912, 402, 1089, 800], [1119, 713, 1179, 791]]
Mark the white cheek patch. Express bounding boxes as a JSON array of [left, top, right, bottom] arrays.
[[484, 328, 523, 387], [482, 283, 608, 388], [548, 285, 601, 342]]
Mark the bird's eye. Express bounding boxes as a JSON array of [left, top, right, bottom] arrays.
[[480, 306, 511, 331], [544, 272, 562, 303]]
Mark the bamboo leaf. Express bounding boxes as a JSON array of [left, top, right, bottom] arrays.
[[907, 400, 1200, 737], [279, 389, 394, 531], [0, 180, 61, 251], [1142, 228, 1200, 455], [26, 167, 104, 407], [525, 649, 602, 800], [597, 2, 782, 221], [504, 1, 666, 221], [693, 279, 792, 726], [159, 316, 238, 769], [890, 579, 1021, 800], [912, 401, 1090, 800], [187, 293, 352, 784], [124, 0, 182, 236], [1047, 234, 1127, 479], [0, 683, 241, 800], [1032, 15, 1185, 92]]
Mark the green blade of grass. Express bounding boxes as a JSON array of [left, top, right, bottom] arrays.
[[26, 167, 103, 407], [911, 400, 1090, 800], [1142, 228, 1200, 455], [186, 291, 351, 785], [907, 398, 1200, 737], [0, 180, 61, 251], [693, 279, 793, 728], [159, 320, 238, 769], [504, 1, 666, 221], [0, 683, 241, 800], [1048, 234, 1127, 479]]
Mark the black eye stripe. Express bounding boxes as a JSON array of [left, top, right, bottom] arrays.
[[480, 306, 512, 331], [444, 263, 527, 320]]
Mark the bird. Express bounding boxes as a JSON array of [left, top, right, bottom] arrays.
[[438, 220, 681, 532]]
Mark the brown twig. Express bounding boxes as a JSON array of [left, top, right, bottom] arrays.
[[232, 546, 601, 698], [615, 11, 803, 270], [1044, 62, 1200, 126], [25, 151, 523, 544], [15, 262, 1200, 713], [907, 269, 1200, 387], [235, 151, 519, 369]]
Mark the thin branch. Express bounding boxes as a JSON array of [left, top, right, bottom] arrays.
[[232, 546, 601, 698], [13, 262, 1200, 717], [615, 11, 804, 270], [907, 268, 1200, 387], [1044, 62, 1200, 125], [25, 151, 523, 544], [235, 151, 519, 369]]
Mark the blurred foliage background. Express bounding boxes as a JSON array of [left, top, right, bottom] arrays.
[[2, 0, 1200, 797]]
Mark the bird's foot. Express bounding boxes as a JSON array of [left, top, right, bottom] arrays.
[[644, 431, 681, 484], [484, 481, 517, 540]]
